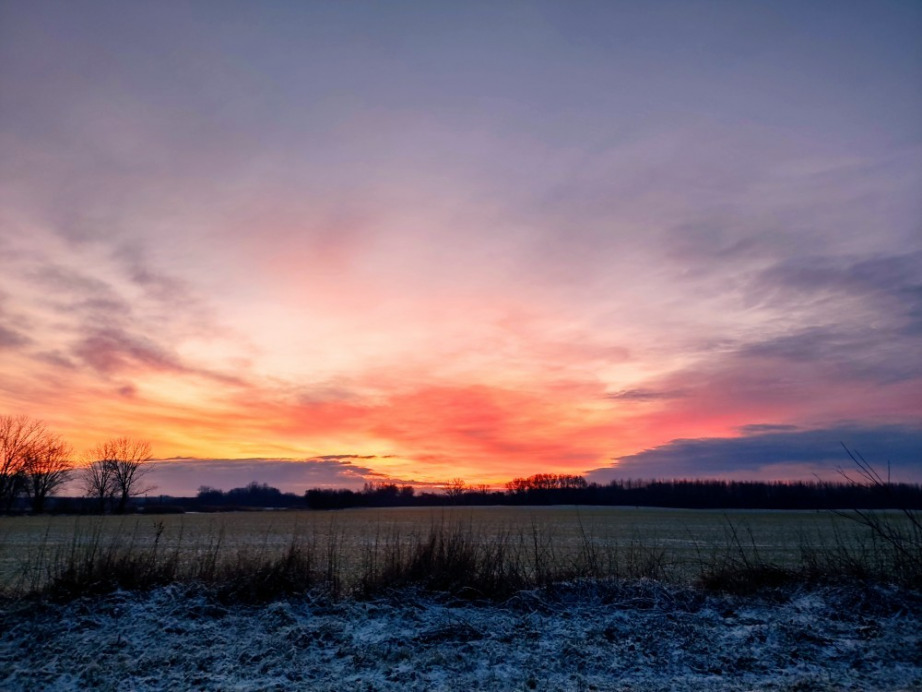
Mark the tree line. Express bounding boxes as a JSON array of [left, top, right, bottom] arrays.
[[300, 474, 922, 510]]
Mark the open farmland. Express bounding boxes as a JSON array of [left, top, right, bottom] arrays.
[[0, 506, 896, 593]]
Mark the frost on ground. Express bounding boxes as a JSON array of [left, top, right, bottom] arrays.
[[1, 582, 920, 691]]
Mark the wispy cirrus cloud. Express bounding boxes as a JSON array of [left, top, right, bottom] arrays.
[[748, 251, 922, 333], [70, 326, 245, 387]]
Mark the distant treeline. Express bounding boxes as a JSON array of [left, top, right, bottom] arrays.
[[302, 476, 922, 511], [12, 475, 922, 515]]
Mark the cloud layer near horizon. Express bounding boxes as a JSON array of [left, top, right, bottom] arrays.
[[142, 456, 391, 498], [1, 2, 920, 490], [590, 424, 922, 484]]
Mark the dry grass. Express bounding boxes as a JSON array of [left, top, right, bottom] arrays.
[[1, 506, 918, 602]]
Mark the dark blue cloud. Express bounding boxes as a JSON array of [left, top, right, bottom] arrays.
[[120, 457, 390, 497], [588, 424, 922, 483]]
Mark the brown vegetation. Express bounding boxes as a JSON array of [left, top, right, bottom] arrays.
[[3, 504, 920, 604]]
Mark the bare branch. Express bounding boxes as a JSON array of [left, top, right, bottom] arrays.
[[21, 432, 73, 513], [81, 437, 155, 513], [0, 414, 48, 510]]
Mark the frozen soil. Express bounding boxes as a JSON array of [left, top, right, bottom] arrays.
[[1, 581, 920, 691]]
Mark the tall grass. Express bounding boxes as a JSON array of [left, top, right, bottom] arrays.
[[693, 448, 922, 594], [833, 446, 922, 587], [696, 523, 921, 593], [7, 515, 917, 603], [4, 517, 678, 603]]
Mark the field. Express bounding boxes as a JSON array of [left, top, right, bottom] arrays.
[[0, 505, 907, 595], [2, 506, 921, 691]]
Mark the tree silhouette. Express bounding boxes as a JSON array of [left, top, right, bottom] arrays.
[[0, 415, 47, 510], [21, 432, 72, 513], [444, 478, 466, 503], [81, 437, 154, 513]]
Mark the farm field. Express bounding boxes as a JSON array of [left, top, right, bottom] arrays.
[[0, 505, 883, 592]]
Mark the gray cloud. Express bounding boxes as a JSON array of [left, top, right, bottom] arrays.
[[28, 264, 135, 331], [117, 384, 138, 398], [0, 324, 31, 349], [32, 258, 207, 331], [70, 326, 245, 386], [701, 251, 922, 385], [7, 254, 233, 381], [588, 424, 922, 483], [25, 256, 241, 386], [314, 454, 386, 461], [137, 457, 389, 496], [740, 324, 922, 384], [0, 292, 32, 349], [756, 251, 921, 300], [32, 350, 77, 369], [114, 241, 204, 308], [751, 251, 922, 330], [607, 388, 686, 401], [31, 263, 117, 299], [72, 327, 188, 376], [736, 424, 799, 435]]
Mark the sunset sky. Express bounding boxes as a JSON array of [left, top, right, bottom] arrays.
[[1, 1, 920, 495]]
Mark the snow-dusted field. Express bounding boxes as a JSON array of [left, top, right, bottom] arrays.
[[2, 582, 920, 691]]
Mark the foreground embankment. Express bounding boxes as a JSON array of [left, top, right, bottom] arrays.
[[1, 581, 920, 691], [2, 507, 920, 690]]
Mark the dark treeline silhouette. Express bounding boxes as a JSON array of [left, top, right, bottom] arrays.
[[578, 478, 922, 510], [303, 474, 922, 510], [7, 472, 922, 514], [9, 476, 922, 514], [195, 482, 303, 509]]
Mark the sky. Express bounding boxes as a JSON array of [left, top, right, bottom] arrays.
[[1, 1, 920, 495]]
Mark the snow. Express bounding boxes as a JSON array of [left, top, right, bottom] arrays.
[[1, 581, 920, 691]]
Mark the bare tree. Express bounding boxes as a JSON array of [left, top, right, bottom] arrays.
[[21, 433, 73, 513], [81, 438, 154, 513], [82, 457, 117, 513], [0, 415, 47, 511], [444, 478, 466, 503]]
